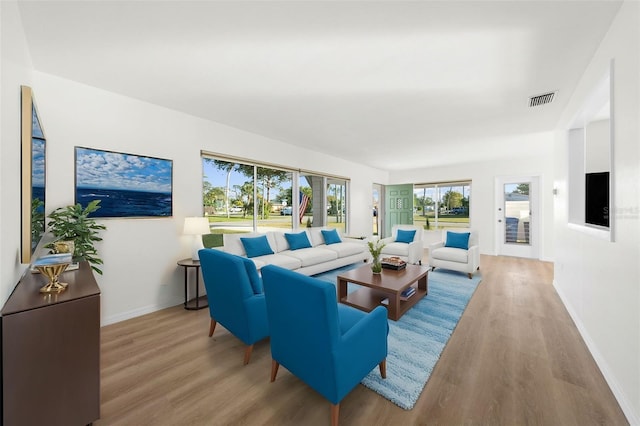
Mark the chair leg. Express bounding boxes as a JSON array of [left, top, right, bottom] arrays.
[[331, 403, 340, 426], [468, 273, 473, 279], [243, 345, 254, 365], [379, 359, 387, 379], [270, 360, 280, 382], [208, 319, 217, 337]]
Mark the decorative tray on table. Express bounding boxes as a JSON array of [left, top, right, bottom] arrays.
[[381, 256, 407, 270]]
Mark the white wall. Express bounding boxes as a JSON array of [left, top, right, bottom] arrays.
[[585, 119, 611, 173], [26, 72, 387, 324], [389, 136, 556, 262], [554, 2, 639, 423], [0, 0, 387, 325], [0, 1, 33, 302]]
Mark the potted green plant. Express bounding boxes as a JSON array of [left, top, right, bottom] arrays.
[[367, 239, 386, 274], [46, 200, 107, 274]]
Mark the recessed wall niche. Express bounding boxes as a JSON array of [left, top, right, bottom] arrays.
[[567, 60, 614, 241]]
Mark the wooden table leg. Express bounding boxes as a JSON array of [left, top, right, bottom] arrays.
[[338, 278, 347, 301], [183, 266, 188, 308], [418, 272, 428, 295], [389, 294, 400, 321]]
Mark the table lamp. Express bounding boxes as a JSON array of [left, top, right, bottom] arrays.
[[183, 217, 210, 261]]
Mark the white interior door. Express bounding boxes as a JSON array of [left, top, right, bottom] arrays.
[[495, 176, 539, 259]]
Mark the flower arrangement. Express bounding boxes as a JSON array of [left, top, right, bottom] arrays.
[[367, 239, 386, 273]]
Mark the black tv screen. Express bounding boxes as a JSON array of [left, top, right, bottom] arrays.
[[585, 172, 609, 227]]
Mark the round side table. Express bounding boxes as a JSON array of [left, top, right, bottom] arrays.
[[177, 258, 208, 310]]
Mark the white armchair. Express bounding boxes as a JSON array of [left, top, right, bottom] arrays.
[[428, 230, 480, 279], [379, 225, 424, 265]]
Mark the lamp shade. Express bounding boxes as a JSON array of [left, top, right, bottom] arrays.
[[183, 217, 210, 235], [183, 217, 210, 261]]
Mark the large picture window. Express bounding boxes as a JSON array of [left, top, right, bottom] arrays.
[[202, 153, 348, 246], [413, 181, 471, 230], [327, 178, 347, 232]]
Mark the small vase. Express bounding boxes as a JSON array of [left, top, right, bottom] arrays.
[[371, 257, 382, 274]]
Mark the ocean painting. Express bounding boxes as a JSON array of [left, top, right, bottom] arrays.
[[75, 147, 173, 218]]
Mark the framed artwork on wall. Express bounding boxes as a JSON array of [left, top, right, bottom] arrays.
[[75, 147, 173, 218]]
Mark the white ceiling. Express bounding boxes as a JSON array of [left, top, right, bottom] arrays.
[[17, 1, 622, 171]]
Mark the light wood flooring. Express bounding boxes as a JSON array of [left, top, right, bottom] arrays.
[[96, 255, 628, 425]]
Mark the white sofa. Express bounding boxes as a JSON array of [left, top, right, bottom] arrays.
[[428, 229, 480, 279], [222, 227, 369, 276], [379, 224, 424, 265]]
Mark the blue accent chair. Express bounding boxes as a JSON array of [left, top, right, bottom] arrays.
[[261, 265, 388, 426], [198, 248, 269, 365]]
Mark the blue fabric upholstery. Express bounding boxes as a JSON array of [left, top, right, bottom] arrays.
[[321, 228, 342, 245], [284, 231, 312, 250], [240, 235, 274, 258], [395, 229, 416, 243], [261, 265, 388, 405], [199, 249, 269, 348], [445, 231, 470, 249]]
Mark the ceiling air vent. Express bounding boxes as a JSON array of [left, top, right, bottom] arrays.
[[529, 91, 556, 107]]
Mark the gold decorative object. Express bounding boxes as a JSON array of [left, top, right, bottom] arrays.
[[53, 240, 75, 255], [35, 263, 70, 293]]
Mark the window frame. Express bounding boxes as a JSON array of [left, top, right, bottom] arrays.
[[413, 180, 472, 230], [201, 151, 350, 239]]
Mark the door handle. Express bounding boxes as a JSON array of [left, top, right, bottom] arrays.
[[498, 219, 502, 223]]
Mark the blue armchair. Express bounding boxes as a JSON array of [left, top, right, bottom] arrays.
[[198, 248, 269, 365], [261, 265, 388, 426]]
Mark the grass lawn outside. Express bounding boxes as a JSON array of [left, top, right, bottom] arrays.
[[414, 214, 470, 230], [203, 215, 346, 247]]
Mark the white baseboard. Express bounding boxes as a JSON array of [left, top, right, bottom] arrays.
[[553, 279, 639, 425], [101, 298, 183, 326]]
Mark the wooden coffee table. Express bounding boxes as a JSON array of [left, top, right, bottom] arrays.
[[337, 264, 429, 321]]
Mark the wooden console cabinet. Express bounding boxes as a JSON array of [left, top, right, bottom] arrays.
[[1, 261, 100, 426]]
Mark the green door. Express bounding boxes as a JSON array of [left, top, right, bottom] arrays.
[[384, 184, 414, 237]]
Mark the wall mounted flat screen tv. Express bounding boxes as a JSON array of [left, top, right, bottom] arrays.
[[585, 171, 609, 228]]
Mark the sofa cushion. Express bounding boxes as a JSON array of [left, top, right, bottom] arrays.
[[248, 258, 267, 270], [321, 228, 342, 245], [307, 227, 325, 247], [324, 242, 365, 258], [251, 253, 302, 270], [280, 247, 338, 267], [431, 247, 469, 263], [445, 231, 470, 249], [272, 230, 311, 252], [284, 232, 312, 250], [224, 232, 277, 256], [379, 241, 411, 257], [395, 229, 416, 243], [240, 235, 275, 258]]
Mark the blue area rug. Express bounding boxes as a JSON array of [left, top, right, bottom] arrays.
[[313, 264, 482, 410]]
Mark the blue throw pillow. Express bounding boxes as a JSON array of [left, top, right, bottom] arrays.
[[395, 229, 416, 244], [321, 228, 342, 245], [445, 231, 470, 249], [284, 232, 312, 250], [240, 235, 274, 258]]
